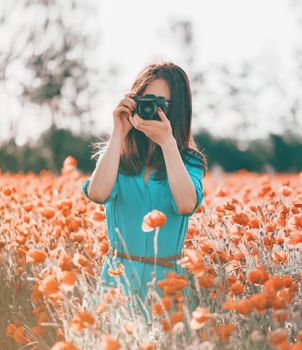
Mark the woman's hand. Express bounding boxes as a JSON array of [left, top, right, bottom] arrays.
[[129, 107, 174, 148], [113, 92, 137, 139]]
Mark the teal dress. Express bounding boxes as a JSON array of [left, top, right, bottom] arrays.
[[81, 152, 204, 321]]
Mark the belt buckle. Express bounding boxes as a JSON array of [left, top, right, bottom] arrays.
[[139, 256, 143, 263]]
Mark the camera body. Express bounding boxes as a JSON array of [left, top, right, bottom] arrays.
[[131, 94, 169, 121]]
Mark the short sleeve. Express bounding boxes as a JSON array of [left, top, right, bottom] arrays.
[[172, 153, 204, 217], [81, 177, 118, 205]]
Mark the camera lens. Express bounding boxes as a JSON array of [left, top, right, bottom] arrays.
[[139, 101, 156, 119], [143, 102, 153, 113]]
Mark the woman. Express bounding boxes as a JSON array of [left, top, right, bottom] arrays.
[[82, 61, 208, 321]]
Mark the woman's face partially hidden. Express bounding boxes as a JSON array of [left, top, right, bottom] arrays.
[[139, 78, 171, 158], [142, 78, 171, 105]]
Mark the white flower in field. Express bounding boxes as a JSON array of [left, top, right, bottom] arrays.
[[200, 341, 216, 350], [251, 330, 266, 344], [292, 311, 301, 323], [173, 321, 184, 334]]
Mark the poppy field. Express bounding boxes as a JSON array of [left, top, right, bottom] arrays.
[[1, 156, 302, 350]]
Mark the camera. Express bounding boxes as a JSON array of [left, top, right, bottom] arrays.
[[131, 94, 169, 121]]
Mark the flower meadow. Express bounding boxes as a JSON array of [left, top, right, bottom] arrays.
[[1, 156, 302, 350]]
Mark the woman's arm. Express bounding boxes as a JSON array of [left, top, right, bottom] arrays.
[[161, 137, 202, 216], [86, 129, 124, 203]]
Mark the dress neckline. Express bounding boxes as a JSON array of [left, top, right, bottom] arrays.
[[142, 166, 156, 187]]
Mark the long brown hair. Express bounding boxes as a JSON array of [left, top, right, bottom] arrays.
[[91, 61, 208, 183]]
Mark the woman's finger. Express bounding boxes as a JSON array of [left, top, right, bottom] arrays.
[[133, 114, 146, 128], [127, 97, 137, 110], [130, 115, 140, 129], [133, 114, 154, 130], [124, 91, 136, 98], [117, 106, 132, 118], [120, 98, 135, 112], [131, 117, 150, 137]]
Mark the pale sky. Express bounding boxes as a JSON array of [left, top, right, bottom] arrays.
[[0, 0, 300, 145], [99, 0, 297, 72], [95, 0, 300, 141]]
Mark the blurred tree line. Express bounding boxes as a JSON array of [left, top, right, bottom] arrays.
[[0, 125, 301, 174], [0, 0, 101, 135]]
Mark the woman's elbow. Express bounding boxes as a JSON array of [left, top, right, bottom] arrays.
[[87, 182, 104, 203], [179, 192, 198, 215]]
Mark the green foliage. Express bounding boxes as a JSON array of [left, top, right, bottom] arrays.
[[0, 126, 98, 175], [0, 127, 301, 174], [194, 129, 302, 173], [269, 133, 302, 172]]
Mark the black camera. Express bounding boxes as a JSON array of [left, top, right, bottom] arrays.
[[131, 94, 169, 121]]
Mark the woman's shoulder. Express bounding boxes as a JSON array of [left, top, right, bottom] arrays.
[[182, 150, 202, 166]]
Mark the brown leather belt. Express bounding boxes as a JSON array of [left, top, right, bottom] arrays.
[[114, 251, 182, 269]]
